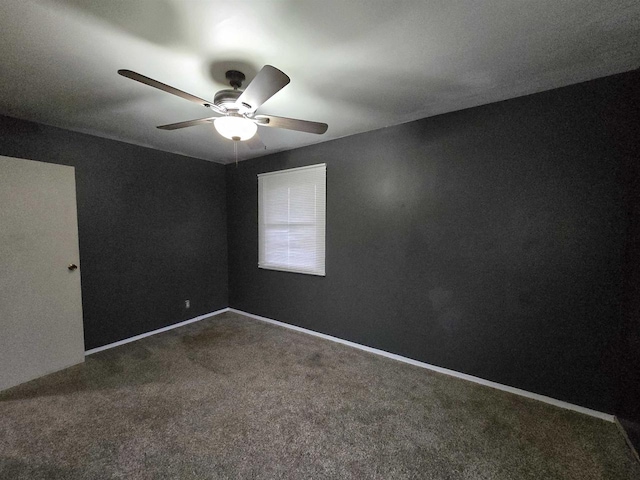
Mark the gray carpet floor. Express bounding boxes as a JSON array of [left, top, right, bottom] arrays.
[[1, 311, 638, 479]]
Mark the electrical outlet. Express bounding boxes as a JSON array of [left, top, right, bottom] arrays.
[[185, 300, 190, 309]]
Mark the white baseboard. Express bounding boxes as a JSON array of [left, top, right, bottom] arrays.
[[84, 308, 230, 356], [82, 305, 615, 423], [228, 308, 615, 423]]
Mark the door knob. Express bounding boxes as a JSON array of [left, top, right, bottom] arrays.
[[68, 264, 78, 271]]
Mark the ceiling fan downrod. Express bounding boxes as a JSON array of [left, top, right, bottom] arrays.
[[225, 70, 245, 90]]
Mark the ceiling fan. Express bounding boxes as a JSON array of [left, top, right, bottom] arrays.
[[118, 65, 328, 149]]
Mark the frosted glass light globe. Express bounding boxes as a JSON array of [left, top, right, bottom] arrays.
[[214, 116, 258, 141]]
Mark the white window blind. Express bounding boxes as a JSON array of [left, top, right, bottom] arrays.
[[258, 164, 326, 276]]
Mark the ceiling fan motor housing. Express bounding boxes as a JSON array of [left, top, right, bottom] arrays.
[[213, 89, 243, 111]]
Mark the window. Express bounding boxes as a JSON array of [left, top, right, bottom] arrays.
[[258, 164, 326, 276]]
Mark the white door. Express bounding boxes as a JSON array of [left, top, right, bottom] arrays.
[[0, 155, 84, 391]]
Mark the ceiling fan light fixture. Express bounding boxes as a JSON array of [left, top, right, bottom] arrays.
[[214, 116, 257, 141]]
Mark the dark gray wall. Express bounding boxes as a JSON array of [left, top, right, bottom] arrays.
[[618, 74, 640, 442], [0, 115, 228, 350], [227, 71, 640, 414]]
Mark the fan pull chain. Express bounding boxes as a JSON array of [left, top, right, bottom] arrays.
[[232, 136, 240, 167]]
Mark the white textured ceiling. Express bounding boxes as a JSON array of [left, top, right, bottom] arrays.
[[1, 0, 638, 164]]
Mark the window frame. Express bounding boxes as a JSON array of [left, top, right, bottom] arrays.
[[257, 163, 326, 276]]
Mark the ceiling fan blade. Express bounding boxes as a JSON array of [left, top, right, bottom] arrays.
[[237, 65, 290, 112], [156, 117, 217, 130], [245, 133, 266, 150], [118, 69, 214, 108], [254, 115, 328, 134]]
